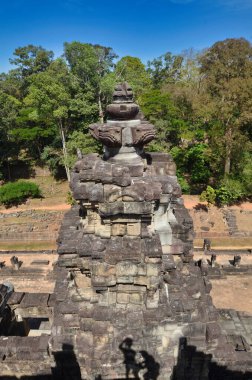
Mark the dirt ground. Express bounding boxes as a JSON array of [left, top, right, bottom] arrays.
[[0, 252, 57, 293], [193, 253, 252, 314], [182, 195, 252, 211], [211, 275, 252, 314], [0, 203, 70, 214], [1, 194, 251, 213]]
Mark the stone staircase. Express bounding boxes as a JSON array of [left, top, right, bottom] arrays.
[[0, 210, 64, 242], [222, 209, 239, 235]]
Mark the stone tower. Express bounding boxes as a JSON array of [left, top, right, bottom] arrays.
[[51, 83, 252, 379]]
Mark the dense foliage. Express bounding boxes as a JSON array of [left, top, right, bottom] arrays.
[[0, 181, 41, 206], [0, 38, 251, 205]]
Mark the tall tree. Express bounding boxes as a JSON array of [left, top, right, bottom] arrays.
[[93, 44, 117, 122], [139, 88, 186, 151], [64, 42, 117, 122], [199, 38, 252, 175], [115, 56, 151, 98], [8, 45, 54, 98], [0, 91, 21, 179], [9, 45, 54, 78], [0, 71, 23, 99], [147, 52, 183, 87], [24, 59, 73, 180]]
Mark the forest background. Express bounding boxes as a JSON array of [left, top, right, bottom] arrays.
[[0, 38, 251, 205]]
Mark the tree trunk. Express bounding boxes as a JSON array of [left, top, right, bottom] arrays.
[[59, 120, 70, 182], [6, 135, 11, 181], [98, 90, 104, 124], [224, 126, 232, 176], [7, 158, 11, 181]]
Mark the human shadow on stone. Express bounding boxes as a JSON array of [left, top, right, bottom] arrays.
[[119, 338, 139, 379], [172, 337, 252, 380], [137, 351, 160, 380], [52, 343, 81, 380], [119, 338, 160, 379]]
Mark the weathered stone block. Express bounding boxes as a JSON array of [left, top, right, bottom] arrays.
[[116, 262, 138, 276], [117, 276, 134, 284], [92, 263, 116, 277], [124, 201, 152, 215], [117, 292, 129, 304], [122, 183, 145, 202], [108, 291, 117, 305], [162, 254, 176, 271], [104, 184, 122, 202], [92, 275, 116, 287], [73, 182, 104, 202], [146, 289, 160, 309], [78, 168, 95, 182], [106, 236, 144, 264], [112, 165, 131, 186], [73, 155, 99, 172], [134, 275, 149, 287], [142, 236, 163, 257], [94, 161, 113, 180], [95, 224, 111, 238], [111, 223, 126, 236], [129, 292, 144, 304], [147, 263, 160, 277], [137, 264, 147, 276], [99, 202, 124, 216], [127, 222, 141, 236], [127, 163, 144, 177], [206, 322, 222, 342], [122, 236, 141, 253]]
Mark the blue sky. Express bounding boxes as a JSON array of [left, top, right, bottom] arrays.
[[0, 0, 252, 73]]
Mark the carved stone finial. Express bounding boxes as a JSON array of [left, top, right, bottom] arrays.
[[113, 82, 134, 102], [89, 82, 155, 162], [106, 82, 139, 121]]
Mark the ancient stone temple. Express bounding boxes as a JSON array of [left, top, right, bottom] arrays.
[[50, 83, 252, 379], [1, 83, 252, 380]]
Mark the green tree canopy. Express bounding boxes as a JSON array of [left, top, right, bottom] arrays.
[[147, 52, 183, 87], [64, 42, 117, 122], [199, 38, 252, 175], [9, 44, 54, 78], [115, 56, 151, 97]]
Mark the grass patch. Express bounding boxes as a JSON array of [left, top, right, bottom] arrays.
[[0, 241, 57, 251], [194, 237, 252, 248], [0, 174, 69, 211], [27, 176, 69, 199], [0, 181, 41, 207], [0, 217, 36, 225]]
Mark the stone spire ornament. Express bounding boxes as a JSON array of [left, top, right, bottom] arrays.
[[89, 82, 155, 163]]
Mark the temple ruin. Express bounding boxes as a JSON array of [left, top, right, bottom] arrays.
[[0, 83, 252, 379]]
